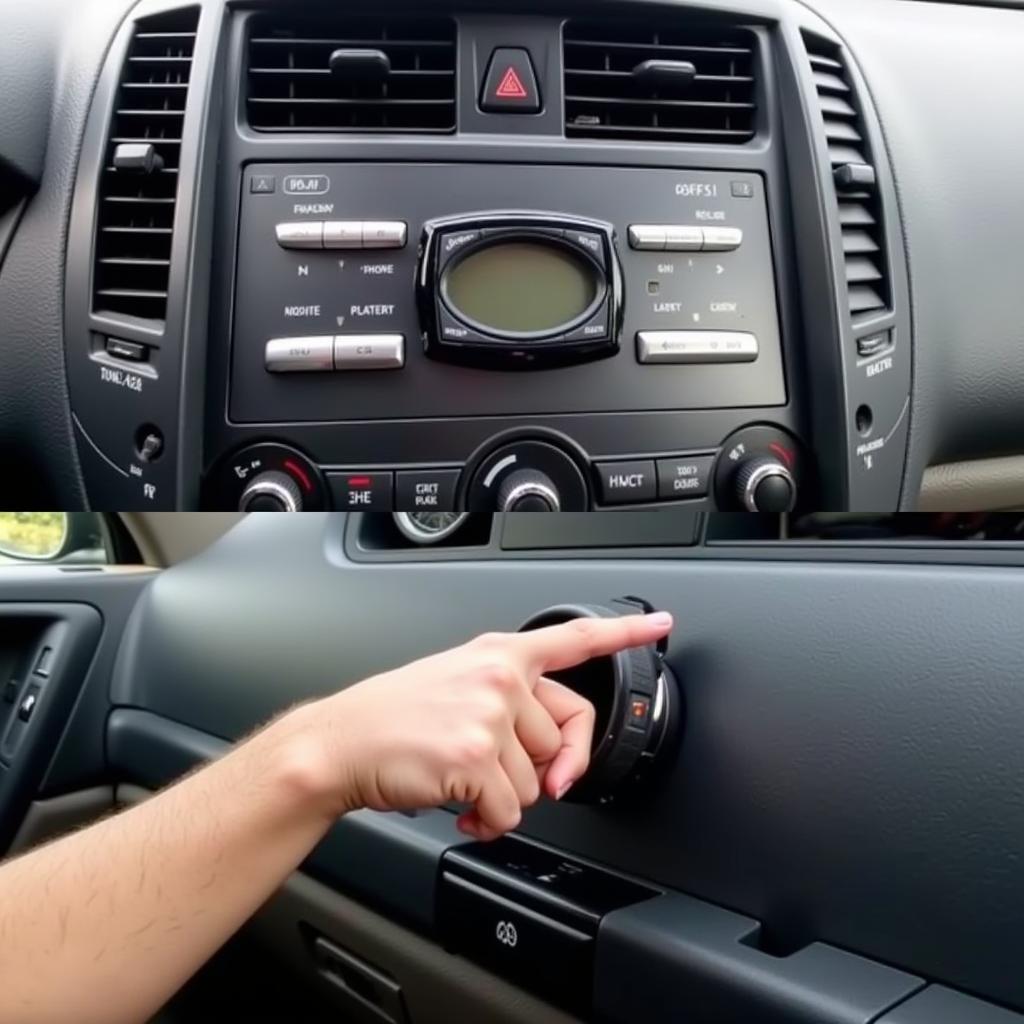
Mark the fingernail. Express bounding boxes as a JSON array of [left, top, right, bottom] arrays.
[[648, 611, 673, 628], [556, 780, 573, 800]]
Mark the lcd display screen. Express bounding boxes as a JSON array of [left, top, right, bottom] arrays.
[[443, 241, 599, 335]]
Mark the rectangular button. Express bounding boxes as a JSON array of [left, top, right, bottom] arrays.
[[656, 456, 714, 500], [857, 330, 891, 358], [326, 472, 394, 511], [18, 691, 38, 723], [362, 221, 408, 249], [323, 221, 363, 249], [265, 337, 335, 373], [439, 872, 593, 1013], [105, 338, 148, 363], [596, 461, 657, 505], [275, 222, 323, 249], [333, 335, 404, 370], [701, 226, 743, 251], [665, 225, 703, 251], [637, 331, 759, 364], [250, 173, 276, 194], [395, 469, 460, 512], [628, 225, 667, 251]]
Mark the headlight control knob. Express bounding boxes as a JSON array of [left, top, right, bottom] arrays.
[[518, 597, 682, 804], [239, 470, 303, 512], [497, 469, 561, 512], [735, 456, 797, 513]]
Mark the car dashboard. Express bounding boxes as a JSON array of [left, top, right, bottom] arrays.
[[2, 0, 1023, 511]]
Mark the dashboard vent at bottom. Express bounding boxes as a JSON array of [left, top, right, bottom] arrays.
[[246, 15, 457, 133], [92, 8, 199, 324], [563, 19, 757, 144], [803, 34, 890, 319]]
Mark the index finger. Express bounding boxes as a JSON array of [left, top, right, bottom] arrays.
[[515, 612, 673, 675]]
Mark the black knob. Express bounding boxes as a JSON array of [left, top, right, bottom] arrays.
[[239, 471, 303, 512], [735, 457, 797, 513], [496, 469, 561, 512]]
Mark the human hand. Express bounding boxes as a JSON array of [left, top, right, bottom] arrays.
[[297, 612, 673, 840]]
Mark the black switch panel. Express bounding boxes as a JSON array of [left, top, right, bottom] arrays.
[[438, 835, 658, 1013]]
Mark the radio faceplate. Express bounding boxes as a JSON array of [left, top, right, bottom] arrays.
[[230, 163, 785, 424]]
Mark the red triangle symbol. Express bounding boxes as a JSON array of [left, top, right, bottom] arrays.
[[496, 66, 528, 99]]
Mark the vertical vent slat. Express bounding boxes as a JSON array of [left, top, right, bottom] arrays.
[[92, 8, 199, 323], [563, 19, 757, 144], [245, 15, 456, 133], [803, 34, 891, 320]]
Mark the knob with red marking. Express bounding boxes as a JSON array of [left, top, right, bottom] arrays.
[[713, 425, 806, 512], [206, 442, 327, 511]]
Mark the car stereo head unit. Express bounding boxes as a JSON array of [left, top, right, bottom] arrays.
[[418, 212, 623, 367]]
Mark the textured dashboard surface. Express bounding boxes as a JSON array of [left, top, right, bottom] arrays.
[[112, 513, 1024, 1010]]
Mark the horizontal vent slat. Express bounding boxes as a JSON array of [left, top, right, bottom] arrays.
[[827, 142, 869, 166], [249, 97, 454, 108], [93, 8, 197, 323], [564, 20, 757, 145], [817, 94, 859, 119], [845, 256, 884, 285], [565, 69, 754, 85], [812, 70, 849, 94], [824, 120, 862, 144], [848, 285, 887, 314], [565, 123, 756, 140], [246, 15, 457, 133], [838, 203, 877, 228], [565, 40, 753, 57], [249, 38, 453, 49], [841, 229, 880, 256], [566, 96, 756, 111], [248, 67, 454, 78]]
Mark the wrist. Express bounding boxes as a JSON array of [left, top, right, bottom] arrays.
[[256, 700, 361, 822]]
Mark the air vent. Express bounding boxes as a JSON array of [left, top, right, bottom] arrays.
[[92, 8, 198, 323], [563, 20, 757, 144], [803, 34, 890, 319], [246, 15, 456, 133]]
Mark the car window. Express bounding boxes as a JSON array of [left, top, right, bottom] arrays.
[[0, 512, 112, 566]]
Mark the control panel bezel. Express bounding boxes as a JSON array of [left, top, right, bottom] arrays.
[[418, 211, 623, 367], [60, 2, 912, 510]]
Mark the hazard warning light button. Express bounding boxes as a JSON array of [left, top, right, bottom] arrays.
[[480, 47, 541, 113]]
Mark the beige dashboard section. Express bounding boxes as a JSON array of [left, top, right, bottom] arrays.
[[918, 458, 1024, 512]]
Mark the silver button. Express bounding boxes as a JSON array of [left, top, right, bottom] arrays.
[[628, 225, 667, 251], [323, 221, 364, 249], [275, 222, 324, 249], [665, 225, 704, 251], [362, 221, 408, 249], [701, 227, 744, 251], [637, 331, 759, 364], [265, 336, 335, 372], [334, 335, 405, 370]]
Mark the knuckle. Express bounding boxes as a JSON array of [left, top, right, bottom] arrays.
[[454, 727, 496, 766], [569, 617, 600, 649], [478, 658, 520, 694], [472, 631, 507, 651]]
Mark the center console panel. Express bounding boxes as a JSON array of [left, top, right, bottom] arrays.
[[62, 0, 913, 511]]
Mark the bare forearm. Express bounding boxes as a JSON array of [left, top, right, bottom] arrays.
[[0, 708, 333, 1024]]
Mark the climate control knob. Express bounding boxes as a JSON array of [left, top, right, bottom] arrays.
[[239, 471, 303, 512], [735, 456, 797, 513], [496, 469, 561, 512]]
